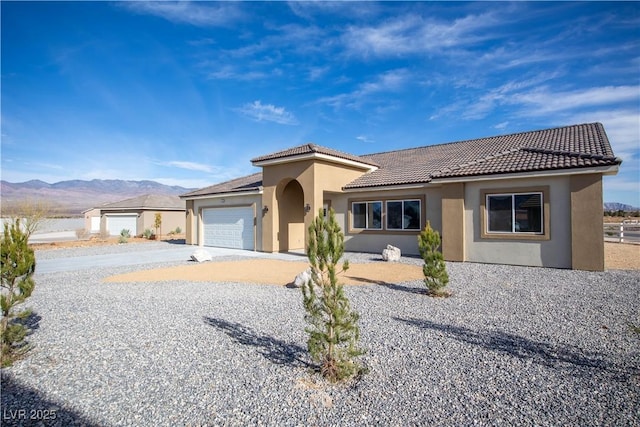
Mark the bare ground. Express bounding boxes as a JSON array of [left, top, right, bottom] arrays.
[[105, 259, 424, 286], [604, 242, 640, 270]]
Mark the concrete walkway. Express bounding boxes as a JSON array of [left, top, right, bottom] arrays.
[[35, 245, 306, 274]]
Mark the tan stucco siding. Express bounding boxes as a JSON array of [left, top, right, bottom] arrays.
[[185, 200, 194, 244], [464, 176, 572, 268], [261, 159, 366, 252], [191, 195, 262, 249], [570, 174, 604, 271], [83, 208, 101, 233], [139, 210, 185, 237], [441, 183, 465, 262], [330, 187, 442, 256]]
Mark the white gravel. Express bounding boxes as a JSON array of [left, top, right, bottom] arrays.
[[1, 245, 639, 426]]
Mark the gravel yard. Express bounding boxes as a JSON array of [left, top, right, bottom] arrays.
[[2, 244, 639, 426]]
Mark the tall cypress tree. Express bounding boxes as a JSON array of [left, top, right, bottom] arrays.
[[1, 219, 36, 366], [302, 208, 364, 382]]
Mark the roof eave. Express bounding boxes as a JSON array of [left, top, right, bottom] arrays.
[[181, 189, 263, 201], [252, 152, 378, 171]]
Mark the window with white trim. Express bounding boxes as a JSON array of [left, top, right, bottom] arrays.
[[386, 200, 421, 230], [352, 201, 382, 230], [486, 192, 543, 234]]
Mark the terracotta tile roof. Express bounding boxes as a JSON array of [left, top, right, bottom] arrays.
[[180, 172, 263, 198], [251, 143, 380, 168], [100, 194, 185, 210], [183, 123, 620, 197], [344, 123, 621, 189]]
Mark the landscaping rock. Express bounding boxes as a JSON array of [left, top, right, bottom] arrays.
[[382, 244, 401, 262], [191, 248, 213, 263], [292, 268, 313, 288]]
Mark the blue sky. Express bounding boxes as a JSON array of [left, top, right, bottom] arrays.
[[2, 1, 639, 206]]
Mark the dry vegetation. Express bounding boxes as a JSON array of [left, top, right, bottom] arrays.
[[30, 235, 185, 251], [603, 215, 640, 223]]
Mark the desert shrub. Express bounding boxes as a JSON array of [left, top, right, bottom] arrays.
[[417, 221, 450, 297], [302, 208, 364, 383], [118, 229, 130, 243], [75, 228, 89, 240], [1, 219, 36, 366], [175, 226, 182, 234], [142, 228, 155, 239]]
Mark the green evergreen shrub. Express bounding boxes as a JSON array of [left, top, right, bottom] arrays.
[[417, 221, 450, 297], [142, 228, 155, 239], [1, 219, 36, 366], [302, 208, 364, 383], [119, 229, 130, 243]]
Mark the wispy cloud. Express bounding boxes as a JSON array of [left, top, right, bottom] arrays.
[[509, 85, 639, 116], [160, 161, 213, 173], [356, 135, 374, 143], [122, 1, 244, 27], [317, 68, 411, 109], [205, 65, 271, 81], [343, 12, 499, 57], [235, 101, 298, 125]]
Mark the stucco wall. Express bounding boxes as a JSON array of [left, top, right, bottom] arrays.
[[260, 159, 368, 252], [139, 210, 185, 237], [330, 186, 442, 256], [464, 176, 572, 268], [190, 195, 262, 250]]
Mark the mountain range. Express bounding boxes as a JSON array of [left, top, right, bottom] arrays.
[[603, 202, 639, 212], [0, 179, 195, 216]]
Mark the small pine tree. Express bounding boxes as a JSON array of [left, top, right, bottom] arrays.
[[1, 219, 36, 366], [302, 208, 364, 383], [154, 213, 162, 240], [417, 221, 450, 297]]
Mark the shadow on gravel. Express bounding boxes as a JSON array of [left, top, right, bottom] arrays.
[[203, 317, 312, 368], [163, 238, 186, 245], [394, 317, 635, 380], [1, 372, 100, 427], [346, 276, 426, 295]]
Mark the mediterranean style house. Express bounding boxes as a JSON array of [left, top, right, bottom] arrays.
[[180, 123, 621, 271]]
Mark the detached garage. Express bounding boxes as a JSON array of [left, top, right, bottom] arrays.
[[93, 194, 186, 238], [105, 214, 138, 236], [203, 206, 255, 249]]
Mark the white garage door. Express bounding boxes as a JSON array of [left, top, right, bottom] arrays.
[[203, 207, 254, 250], [106, 215, 137, 236]]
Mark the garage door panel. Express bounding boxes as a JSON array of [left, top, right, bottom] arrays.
[[203, 207, 254, 250], [106, 215, 137, 236]]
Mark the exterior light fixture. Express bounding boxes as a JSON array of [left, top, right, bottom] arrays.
[[304, 203, 311, 213], [262, 205, 269, 214]]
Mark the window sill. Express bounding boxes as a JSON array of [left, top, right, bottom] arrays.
[[480, 232, 549, 241]]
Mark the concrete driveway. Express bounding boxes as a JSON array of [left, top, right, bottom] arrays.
[[35, 244, 305, 274]]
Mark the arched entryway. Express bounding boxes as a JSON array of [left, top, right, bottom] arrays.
[[277, 179, 305, 251]]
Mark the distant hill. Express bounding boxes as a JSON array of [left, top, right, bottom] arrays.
[[604, 202, 639, 212], [0, 179, 195, 216]]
